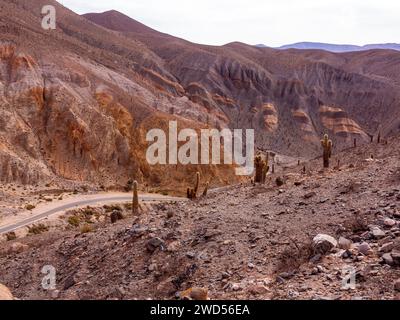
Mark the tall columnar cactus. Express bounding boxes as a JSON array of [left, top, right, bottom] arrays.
[[321, 134, 333, 168], [194, 172, 200, 195], [202, 182, 209, 197], [132, 180, 139, 215], [254, 155, 269, 183], [187, 172, 201, 200]]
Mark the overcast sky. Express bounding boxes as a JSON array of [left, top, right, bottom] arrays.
[[60, 0, 400, 46]]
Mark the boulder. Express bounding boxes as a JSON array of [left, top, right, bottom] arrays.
[[371, 226, 385, 239], [312, 234, 337, 255], [382, 253, 394, 266], [338, 237, 352, 250], [146, 237, 165, 253], [379, 242, 394, 253], [358, 242, 372, 256], [391, 250, 400, 266], [0, 284, 13, 300], [395, 279, 400, 292], [384, 218, 396, 227]]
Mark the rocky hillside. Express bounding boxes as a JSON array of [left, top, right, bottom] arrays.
[[0, 136, 399, 300], [0, 0, 237, 190], [85, 10, 400, 157]]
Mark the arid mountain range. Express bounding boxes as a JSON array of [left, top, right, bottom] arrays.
[[257, 42, 400, 53], [1, 0, 400, 189]]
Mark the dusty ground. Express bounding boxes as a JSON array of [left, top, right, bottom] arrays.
[[0, 137, 399, 300]]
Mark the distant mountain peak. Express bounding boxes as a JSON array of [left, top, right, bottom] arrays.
[[255, 41, 400, 53], [82, 10, 160, 35]]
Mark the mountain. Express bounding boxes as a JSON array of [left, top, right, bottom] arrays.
[[0, 0, 238, 190], [272, 42, 400, 52], [1, 1, 400, 190], [84, 11, 400, 152]]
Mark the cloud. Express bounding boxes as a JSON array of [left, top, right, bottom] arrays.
[[60, 0, 400, 46]]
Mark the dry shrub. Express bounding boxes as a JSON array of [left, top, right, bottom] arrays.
[[274, 239, 313, 274], [80, 224, 93, 234], [345, 214, 368, 233], [6, 232, 16, 241], [28, 224, 49, 235]]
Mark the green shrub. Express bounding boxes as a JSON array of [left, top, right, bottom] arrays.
[[67, 215, 80, 227], [25, 204, 36, 211]]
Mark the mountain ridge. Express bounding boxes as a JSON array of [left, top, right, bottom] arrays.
[[254, 41, 400, 52]]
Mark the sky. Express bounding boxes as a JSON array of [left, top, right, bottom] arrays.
[[60, 0, 400, 47]]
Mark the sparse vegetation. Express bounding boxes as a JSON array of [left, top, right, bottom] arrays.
[[6, 232, 17, 241], [254, 155, 269, 183], [124, 179, 133, 192], [345, 214, 369, 233], [187, 172, 200, 199], [103, 204, 122, 213], [80, 224, 93, 234], [321, 134, 333, 168], [110, 210, 124, 223], [25, 204, 35, 211], [28, 224, 49, 235], [274, 239, 313, 274], [68, 215, 80, 227], [132, 180, 139, 215]]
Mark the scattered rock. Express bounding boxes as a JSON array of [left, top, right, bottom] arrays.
[[341, 249, 353, 259], [379, 242, 394, 254], [276, 177, 285, 187], [384, 218, 396, 227], [304, 192, 316, 199], [394, 279, 400, 292], [179, 287, 209, 300], [166, 211, 174, 219], [391, 250, 400, 266], [63, 276, 76, 290], [146, 237, 165, 253], [248, 284, 269, 295], [338, 237, 352, 250], [128, 225, 149, 238], [371, 227, 386, 239], [358, 242, 372, 256], [110, 210, 124, 223], [50, 290, 60, 299], [382, 253, 394, 265], [231, 283, 243, 291], [312, 234, 337, 255]]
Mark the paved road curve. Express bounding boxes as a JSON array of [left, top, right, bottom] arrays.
[[0, 194, 186, 235]]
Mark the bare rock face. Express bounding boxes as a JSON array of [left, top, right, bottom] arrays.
[[0, 284, 13, 300], [0, 1, 242, 191]]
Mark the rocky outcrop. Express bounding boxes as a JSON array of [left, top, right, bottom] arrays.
[[0, 284, 13, 300]]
